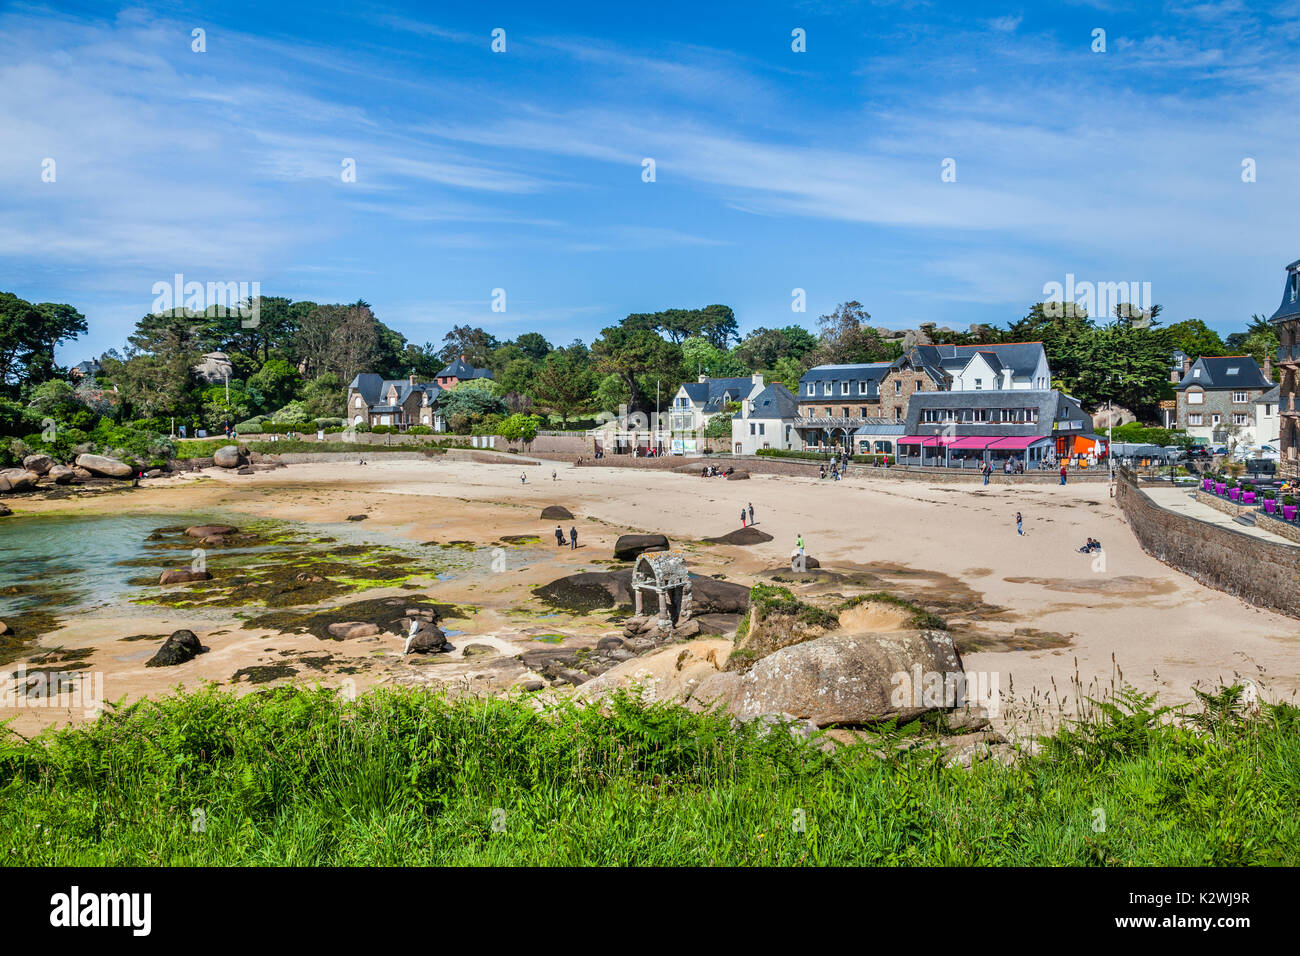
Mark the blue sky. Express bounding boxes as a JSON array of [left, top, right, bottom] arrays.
[[3, 0, 1300, 364]]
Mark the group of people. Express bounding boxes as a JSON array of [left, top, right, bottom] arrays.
[[1077, 537, 1103, 553], [739, 502, 755, 527], [701, 464, 734, 477], [554, 524, 578, 549]]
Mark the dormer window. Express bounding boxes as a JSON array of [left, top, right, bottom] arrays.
[[840, 382, 849, 395], [807, 384, 815, 396], [1291, 273, 1299, 302], [1192, 368, 1201, 378]]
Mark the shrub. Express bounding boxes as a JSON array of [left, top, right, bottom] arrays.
[[407, 425, 433, 435], [1284, 495, 1296, 507], [235, 423, 263, 435]]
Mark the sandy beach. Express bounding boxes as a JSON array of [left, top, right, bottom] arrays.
[[3, 457, 1297, 737]]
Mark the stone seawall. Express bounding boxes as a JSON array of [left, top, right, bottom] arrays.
[[1117, 470, 1300, 618]]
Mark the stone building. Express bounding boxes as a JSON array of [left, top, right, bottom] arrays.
[[1174, 355, 1273, 448], [434, 355, 493, 389], [1270, 258, 1300, 478], [347, 372, 443, 430]]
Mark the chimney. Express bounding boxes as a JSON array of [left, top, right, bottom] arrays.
[[1183, 355, 1192, 374], [409, 372, 418, 386], [1265, 353, 1273, 381], [752, 373, 764, 388], [698, 373, 708, 383], [1002, 368, 1012, 390]]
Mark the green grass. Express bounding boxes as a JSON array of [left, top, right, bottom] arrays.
[[1, 683, 1296, 865]]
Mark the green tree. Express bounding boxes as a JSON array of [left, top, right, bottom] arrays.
[[735, 325, 817, 370], [248, 358, 299, 412], [440, 387, 507, 434], [591, 326, 683, 414], [439, 325, 499, 367], [806, 301, 889, 366], [0, 293, 88, 395], [1166, 319, 1226, 361], [529, 350, 597, 427], [498, 412, 543, 447], [1006, 302, 1094, 392], [681, 336, 750, 379]]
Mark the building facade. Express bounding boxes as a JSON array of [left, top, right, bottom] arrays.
[[900, 389, 1098, 467], [730, 382, 799, 455], [670, 374, 765, 453], [1174, 355, 1273, 448], [434, 356, 493, 389], [347, 373, 443, 430], [1269, 259, 1300, 478]]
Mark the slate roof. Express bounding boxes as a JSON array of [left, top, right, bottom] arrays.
[[348, 373, 442, 408], [798, 362, 893, 400], [903, 388, 1086, 438], [436, 357, 493, 380], [682, 376, 759, 413], [906, 342, 1047, 381], [1256, 385, 1281, 404], [1175, 356, 1272, 390], [1268, 261, 1300, 325], [731, 383, 799, 420]]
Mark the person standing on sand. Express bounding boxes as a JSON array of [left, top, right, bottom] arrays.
[[569, 526, 578, 549], [1016, 512, 1023, 535], [555, 525, 565, 547], [1059, 463, 1068, 485], [521, 472, 527, 484], [796, 534, 805, 557], [552, 470, 557, 481], [748, 502, 754, 525], [740, 508, 747, 527]]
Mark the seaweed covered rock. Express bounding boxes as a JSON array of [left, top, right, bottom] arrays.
[[327, 622, 380, 639], [146, 629, 207, 667], [158, 568, 212, 585], [185, 524, 237, 539], [613, 534, 668, 561], [704, 526, 773, 546], [541, 505, 574, 520]]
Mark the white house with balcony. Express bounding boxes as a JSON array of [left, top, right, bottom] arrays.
[[668, 373, 766, 453]]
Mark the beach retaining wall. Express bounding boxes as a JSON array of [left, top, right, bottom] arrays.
[[1116, 469, 1300, 618]]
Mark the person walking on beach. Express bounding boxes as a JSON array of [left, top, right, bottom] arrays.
[[521, 472, 527, 484], [796, 534, 805, 557], [555, 525, 565, 547], [982, 461, 991, 486], [748, 502, 754, 525], [740, 507, 747, 527], [569, 526, 578, 550], [1016, 511, 1024, 535], [1059, 463, 1068, 486], [552, 470, 557, 481]]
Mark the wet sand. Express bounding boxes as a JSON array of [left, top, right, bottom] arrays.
[[3, 457, 1297, 737]]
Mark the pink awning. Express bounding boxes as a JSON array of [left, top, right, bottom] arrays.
[[898, 435, 961, 447], [946, 436, 1008, 450], [987, 435, 1051, 450]]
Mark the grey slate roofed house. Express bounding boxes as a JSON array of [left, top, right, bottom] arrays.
[[730, 382, 800, 454], [904, 342, 1050, 390], [1175, 356, 1272, 391], [1175, 355, 1274, 445], [435, 355, 494, 389], [348, 372, 444, 430], [671, 374, 766, 453]]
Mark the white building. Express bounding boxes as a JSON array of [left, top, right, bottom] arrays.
[[731, 383, 800, 455], [669, 373, 766, 454]]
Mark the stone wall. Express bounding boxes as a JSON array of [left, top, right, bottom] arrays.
[[1116, 469, 1300, 618], [1193, 488, 1254, 518]]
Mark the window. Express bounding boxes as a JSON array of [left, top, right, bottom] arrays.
[[894, 407, 902, 421], [858, 407, 867, 417], [758, 423, 765, 435], [1227, 367, 1240, 376], [822, 382, 831, 396], [1193, 368, 1201, 378], [1188, 391, 1204, 404], [749, 423, 756, 435], [858, 381, 868, 395], [353, 396, 363, 408], [973, 378, 982, 389], [1232, 413, 1248, 426], [840, 382, 849, 395], [841, 407, 849, 418], [807, 384, 815, 396], [1211, 413, 1222, 425], [1232, 391, 1248, 403], [1188, 413, 1203, 426], [1266, 404, 1275, 415], [894, 380, 902, 394]]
